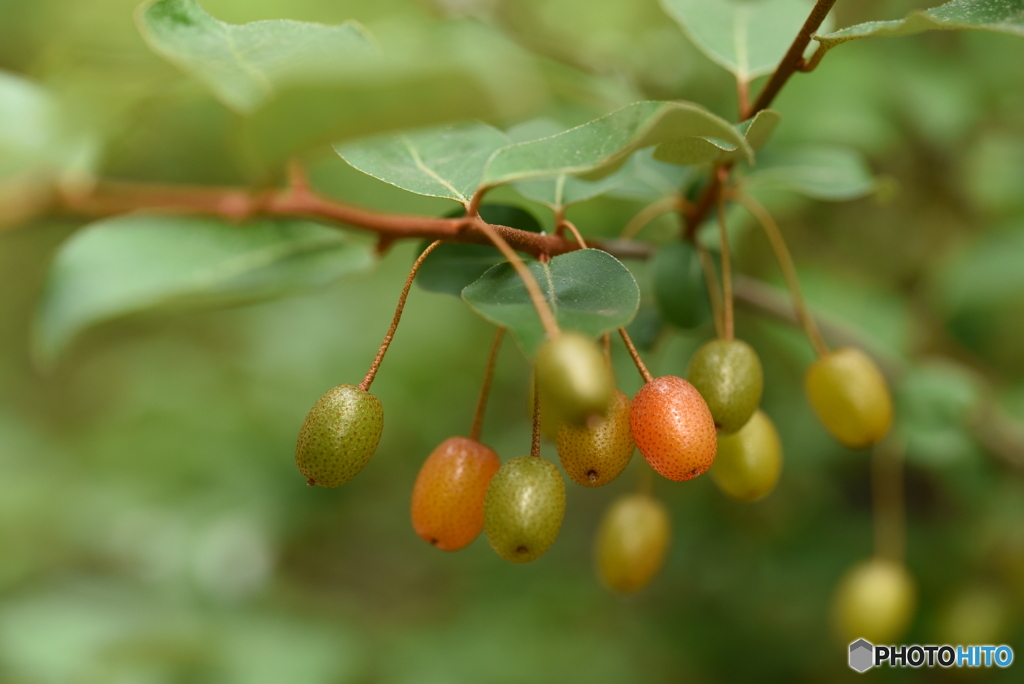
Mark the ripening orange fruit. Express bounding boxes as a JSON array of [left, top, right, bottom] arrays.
[[629, 376, 717, 481], [410, 437, 501, 551], [557, 390, 635, 487]]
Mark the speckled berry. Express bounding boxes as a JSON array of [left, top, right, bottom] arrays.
[[711, 409, 782, 502], [295, 384, 383, 487], [833, 558, 916, 644], [630, 376, 717, 481], [596, 493, 671, 594], [410, 437, 501, 551], [687, 338, 763, 433], [806, 347, 893, 449], [535, 331, 614, 426], [557, 390, 634, 487], [484, 456, 565, 563]]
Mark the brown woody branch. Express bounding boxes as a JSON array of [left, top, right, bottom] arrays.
[[53, 179, 652, 260]]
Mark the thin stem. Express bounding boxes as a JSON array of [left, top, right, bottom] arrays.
[[618, 327, 653, 384], [601, 332, 611, 366], [531, 374, 542, 458], [559, 219, 588, 249], [734, 192, 828, 357], [743, 0, 839, 119], [622, 196, 681, 240], [470, 327, 505, 442], [696, 243, 725, 339], [359, 240, 443, 391], [737, 77, 750, 121], [872, 439, 906, 564], [472, 218, 560, 340], [715, 189, 734, 340]]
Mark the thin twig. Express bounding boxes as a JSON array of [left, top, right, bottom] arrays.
[[359, 240, 443, 390], [733, 192, 828, 356], [470, 327, 505, 442], [559, 219, 588, 249], [618, 327, 653, 384]]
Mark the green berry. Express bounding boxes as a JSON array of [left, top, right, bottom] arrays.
[[805, 347, 893, 449], [535, 331, 614, 426], [484, 456, 566, 563], [295, 384, 383, 487], [833, 558, 916, 644], [687, 338, 763, 433], [710, 409, 782, 502], [557, 390, 634, 487], [595, 493, 671, 593]]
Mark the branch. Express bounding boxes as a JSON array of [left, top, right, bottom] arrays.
[[743, 0, 838, 119], [51, 178, 650, 260]]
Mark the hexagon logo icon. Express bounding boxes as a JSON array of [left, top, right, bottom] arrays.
[[849, 639, 874, 672]]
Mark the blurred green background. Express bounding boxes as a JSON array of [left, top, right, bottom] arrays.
[[2, 0, 1024, 681]]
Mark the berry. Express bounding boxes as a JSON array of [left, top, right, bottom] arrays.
[[484, 456, 565, 563], [557, 390, 634, 486], [629, 376, 717, 481], [410, 436, 501, 551], [687, 338, 763, 433], [833, 558, 916, 644], [595, 493, 671, 593], [295, 384, 383, 487], [710, 409, 782, 502], [805, 347, 893, 449], [534, 331, 613, 427]]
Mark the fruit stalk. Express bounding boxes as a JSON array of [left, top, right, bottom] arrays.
[[872, 439, 907, 563], [470, 327, 505, 442], [715, 187, 735, 341], [359, 239, 443, 391], [531, 374, 542, 458], [734, 192, 828, 357], [696, 242, 726, 339], [618, 327, 653, 384]]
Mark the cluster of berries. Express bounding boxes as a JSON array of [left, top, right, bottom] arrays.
[[294, 320, 893, 594]]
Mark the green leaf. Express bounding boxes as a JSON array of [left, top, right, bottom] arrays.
[[416, 205, 541, 297], [660, 0, 829, 81], [482, 101, 751, 187], [136, 0, 377, 114], [462, 249, 640, 355], [814, 0, 1024, 60], [740, 109, 782, 154], [897, 361, 983, 467], [744, 146, 876, 200], [335, 123, 509, 205], [34, 216, 375, 366], [606, 148, 693, 201], [652, 241, 712, 329], [938, 223, 1024, 313]]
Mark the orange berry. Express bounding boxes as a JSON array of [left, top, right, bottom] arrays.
[[410, 437, 501, 551], [629, 376, 717, 481]]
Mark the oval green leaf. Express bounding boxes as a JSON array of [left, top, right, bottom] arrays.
[[482, 101, 751, 187], [660, 0, 830, 81], [744, 146, 876, 200], [462, 249, 640, 355], [335, 122, 510, 205], [34, 215, 375, 366]]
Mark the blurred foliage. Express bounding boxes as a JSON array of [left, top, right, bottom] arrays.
[[2, 0, 1024, 682]]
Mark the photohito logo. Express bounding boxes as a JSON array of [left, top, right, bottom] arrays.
[[848, 639, 1014, 672]]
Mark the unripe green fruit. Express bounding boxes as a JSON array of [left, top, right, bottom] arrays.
[[710, 409, 782, 502], [595, 493, 671, 593], [937, 586, 1011, 647], [557, 390, 634, 486], [484, 456, 566, 563], [295, 384, 383, 487], [833, 558, 916, 644], [527, 374, 562, 442], [534, 331, 614, 427], [630, 376, 718, 481], [687, 338, 763, 434], [806, 347, 893, 449]]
